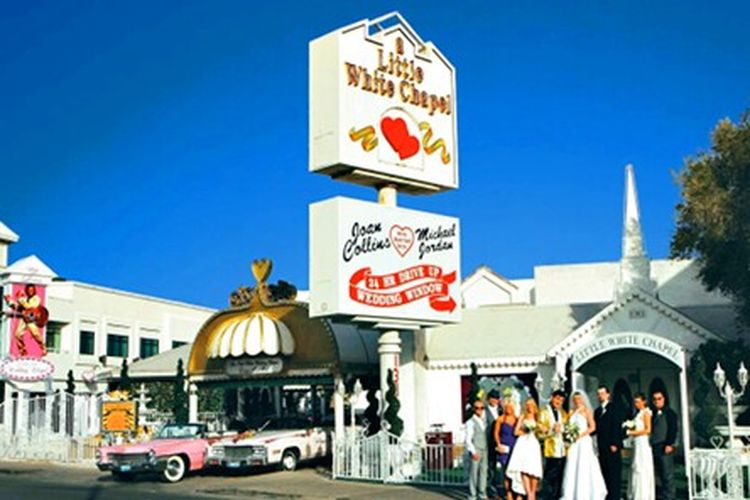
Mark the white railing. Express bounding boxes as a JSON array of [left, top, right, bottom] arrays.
[[333, 430, 466, 486], [691, 448, 750, 499], [0, 393, 102, 464]]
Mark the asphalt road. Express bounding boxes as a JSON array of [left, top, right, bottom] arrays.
[[0, 461, 463, 500]]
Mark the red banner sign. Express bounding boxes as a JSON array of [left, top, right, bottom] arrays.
[[349, 265, 457, 312]]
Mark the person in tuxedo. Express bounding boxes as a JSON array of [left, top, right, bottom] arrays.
[[485, 389, 502, 497], [650, 391, 678, 500], [594, 385, 624, 500], [465, 399, 489, 500], [539, 390, 567, 500]]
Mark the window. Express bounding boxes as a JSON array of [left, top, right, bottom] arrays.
[[106, 334, 129, 357], [140, 338, 159, 359], [45, 322, 63, 353], [79, 330, 95, 355], [172, 340, 188, 349]]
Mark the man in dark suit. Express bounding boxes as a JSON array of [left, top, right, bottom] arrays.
[[651, 390, 678, 500], [594, 385, 624, 500], [485, 389, 501, 498]]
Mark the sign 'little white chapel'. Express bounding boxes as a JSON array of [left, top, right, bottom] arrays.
[[309, 14, 457, 193], [310, 197, 461, 323]]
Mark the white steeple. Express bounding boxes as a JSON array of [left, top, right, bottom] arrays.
[[617, 165, 656, 297]]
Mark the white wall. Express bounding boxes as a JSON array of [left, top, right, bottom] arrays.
[[42, 280, 214, 391]]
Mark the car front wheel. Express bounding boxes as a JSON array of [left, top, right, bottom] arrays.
[[280, 450, 298, 471], [162, 455, 187, 483]]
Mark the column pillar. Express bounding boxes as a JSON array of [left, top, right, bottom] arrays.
[[59, 392, 67, 436], [3, 386, 14, 433], [16, 391, 28, 439], [273, 386, 282, 417], [188, 382, 198, 423], [236, 388, 245, 419], [334, 377, 345, 439], [378, 330, 401, 417], [679, 351, 693, 494]]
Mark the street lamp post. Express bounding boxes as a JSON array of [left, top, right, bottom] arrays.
[[713, 362, 748, 448]]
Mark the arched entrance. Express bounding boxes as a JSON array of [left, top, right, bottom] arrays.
[[577, 349, 680, 421], [566, 331, 692, 495]]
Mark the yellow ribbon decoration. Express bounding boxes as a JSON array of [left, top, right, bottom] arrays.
[[419, 122, 451, 165], [349, 125, 378, 152]]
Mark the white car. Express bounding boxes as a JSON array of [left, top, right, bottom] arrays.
[[208, 417, 331, 472]]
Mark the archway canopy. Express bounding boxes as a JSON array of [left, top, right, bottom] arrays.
[[188, 259, 378, 384]]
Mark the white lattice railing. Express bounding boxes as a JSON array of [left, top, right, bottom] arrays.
[[0, 393, 101, 463], [333, 430, 466, 486], [691, 448, 750, 499]]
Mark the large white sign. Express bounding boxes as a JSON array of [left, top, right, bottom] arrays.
[[309, 13, 457, 194], [310, 197, 460, 323]]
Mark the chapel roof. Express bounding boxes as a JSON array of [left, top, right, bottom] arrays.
[[424, 302, 606, 362]]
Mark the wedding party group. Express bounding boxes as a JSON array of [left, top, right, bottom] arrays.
[[463, 385, 679, 500]]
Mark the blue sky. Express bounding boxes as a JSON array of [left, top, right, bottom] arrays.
[[1, 1, 748, 308]]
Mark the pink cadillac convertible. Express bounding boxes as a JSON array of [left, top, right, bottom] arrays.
[[96, 423, 215, 482]]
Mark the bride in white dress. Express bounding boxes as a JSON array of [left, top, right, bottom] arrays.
[[561, 391, 608, 500], [627, 393, 655, 500]]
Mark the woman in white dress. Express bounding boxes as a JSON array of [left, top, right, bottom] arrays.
[[506, 397, 544, 500], [627, 392, 655, 500], [561, 391, 608, 500]]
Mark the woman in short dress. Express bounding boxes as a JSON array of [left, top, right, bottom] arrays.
[[505, 397, 544, 500], [494, 398, 518, 500]]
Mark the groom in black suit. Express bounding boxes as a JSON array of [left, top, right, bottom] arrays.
[[594, 385, 624, 500], [651, 390, 678, 500]]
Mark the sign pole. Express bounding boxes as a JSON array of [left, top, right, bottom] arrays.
[[377, 185, 402, 422]]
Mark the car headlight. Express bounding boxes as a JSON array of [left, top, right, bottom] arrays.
[[148, 450, 156, 462], [95, 450, 102, 461]]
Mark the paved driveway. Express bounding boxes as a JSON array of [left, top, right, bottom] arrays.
[[0, 461, 465, 500]]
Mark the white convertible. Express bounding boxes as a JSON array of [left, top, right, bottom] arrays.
[[208, 417, 331, 472]]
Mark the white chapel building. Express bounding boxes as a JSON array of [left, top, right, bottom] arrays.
[[394, 166, 745, 456]]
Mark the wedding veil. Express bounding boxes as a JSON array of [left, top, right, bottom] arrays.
[[569, 389, 594, 413]]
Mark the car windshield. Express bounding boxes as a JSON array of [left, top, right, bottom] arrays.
[[154, 424, 204, 439]]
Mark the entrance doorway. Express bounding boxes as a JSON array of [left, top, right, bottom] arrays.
[[577, 349, 681, 420], [576, 348, 687, 498]]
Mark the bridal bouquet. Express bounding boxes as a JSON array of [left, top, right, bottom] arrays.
[[523, 420, 537, 433], [622, 420, 636, 431], [562, 421, 579, 445]]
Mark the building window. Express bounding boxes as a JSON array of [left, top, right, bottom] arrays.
[[45, 322, 63, 353], [106, 334, 129, 358], [79, 330, 95, 355], [172, 340, 188, 349], [140, 338, 159, 359]]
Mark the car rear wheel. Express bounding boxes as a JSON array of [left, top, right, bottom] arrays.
[[281, 450, 298, 471], [162, 455, 187, 483]]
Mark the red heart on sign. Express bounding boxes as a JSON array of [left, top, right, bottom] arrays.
[[380, 117, 420, 160], [389, 225, 415, 257]]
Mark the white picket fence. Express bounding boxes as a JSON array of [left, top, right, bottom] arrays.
[[0, 393, 101, 463], [333, 430, 466, 486], [690, 448, 750, 499]]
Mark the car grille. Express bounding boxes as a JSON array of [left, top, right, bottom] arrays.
[[225, 446, 265, 460], [110, 453, 149, 466]]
